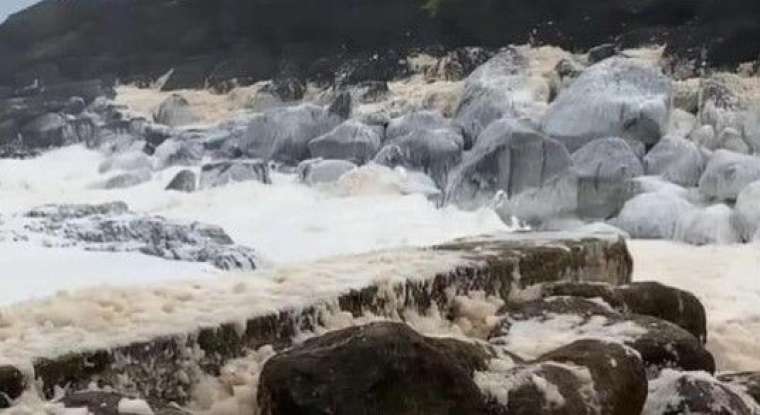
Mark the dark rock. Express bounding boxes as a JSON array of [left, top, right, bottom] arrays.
[[719, 372, 760, 408], [297, 158, 357, 185], [0, 366, 25, 408], [61, 391, 189, 415], [19, 113, 75, 149], [490, 296, 715, 374], [308, 120, 383, 164], [154, 139, 204, 168], [542, 57, 671, 153], [645, 370, 758, 415], [587, 43, 617, 63], [165, 169, 197, 192], [154, 94, 199, 127], [24, 202, 262, 271], [257, 322, 492, 415], [199, 160, 271, 189], [328, 91, 352, 120], [375, 128, 463, 188], [63, 96, 86, 115], [335, 50, 410, 87]]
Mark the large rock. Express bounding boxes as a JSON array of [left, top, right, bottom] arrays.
[[698, 150, 760, 201], [643, 135, 707, 187], [385, 110, 453, 142], [297, 158, 357, 185], [719, 372, 760, 408], [257, 322, 493, 415], [165, 169, 197, 192], [240, 104, 341, 164], [542, 57, 672, 153], [307, 120, 383, 164], [154, 94, 199, 127], [643, 370, 758, 415], [153, 139, 204, 169], [490, 296, 715, 373], [375, 128, 463, 188], [612, 192, 695, 239], [199, 160, 271, 189], [732, 180, 760, 242], [674, 203, 739, 245], [24, 202, 262, 270], [570, 137, 644, 219], [18, 112, 85, 149], [454, 49, 549, 146], [446, 118, 571, 209]]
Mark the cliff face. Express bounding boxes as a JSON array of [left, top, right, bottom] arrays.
[[0, 0, 758, 89]]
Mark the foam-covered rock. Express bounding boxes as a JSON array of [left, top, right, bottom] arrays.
[[612, 192, 695, 239], [698, 150, 760, 201], [571, 137, 644, 219], [542, 57, 672, 152], [308, 120, 383, 164], [454, 49, 549, 146], [154, 94, 199, 127], [674, 204, 739, 245], [446, 118, 571, 209], [297, 158, 357, 185], [643, 135, 706, 186], [732, 180, 760, 241], [643, 370, 758, 415]]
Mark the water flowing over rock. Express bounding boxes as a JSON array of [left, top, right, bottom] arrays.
[[199, 160, 271, 189], [297, 158, 357, 185], [23, 202, 262, 270], [643, 370, 759, 415], [542, 57, 672, 153]]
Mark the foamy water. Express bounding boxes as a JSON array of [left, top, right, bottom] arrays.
[[0, 145, 507, 303]]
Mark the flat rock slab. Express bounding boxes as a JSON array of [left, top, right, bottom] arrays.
[[0, 231, 631, 406]]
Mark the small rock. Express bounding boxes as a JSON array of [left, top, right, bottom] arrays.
[[165, 169, 197, 192], [699, 149, 760, 201], [154, 94, 198, 127]]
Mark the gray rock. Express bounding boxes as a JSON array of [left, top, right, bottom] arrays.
[[375, 128, 463, 188], [571, 137, 644, 219], [24, 202, 262, 270], [19, 113, 77, 149], [385, 110, 452, 142], [447, 118, 572, 209], [261, 77, 306, 102], [165, 169, 197, 192], [587, 43, 617, 63], [717, 127, 750, 154], [241, 104, 341, 164], [732, 180, 760, 241], [667, 108, 697, 138], [297, 158, 357, 185], [348, 81, 390, 103], [154, 139, 204, 168], [154, 94, 198, 127], [674, 204, 739, 245], [612, 192, 695, 239], [102, 170, 152, 189], [454, 48, 548, 146], [199, 160, 271, 189], [644, 135, 707, 187], [698, 150, 760, 201], [718, 372, 760, 409], [689, 124, 716, 148], [542, 57, 672, 153], [327, 91, 352, 119], [307, 120, 383, 164], [63, 96, 86, 115]]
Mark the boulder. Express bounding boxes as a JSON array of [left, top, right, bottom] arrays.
[[102, 170, 152, 190], [19, 113, 78, 149], [241, 104, 341, 164], [698, 150, 760, 201], [732, 180, 760, 241], [327, 91, 352, 120], [454, 48, 549, 146], [154, 94, 199, 127], [611, 192, 695, 239], [446, 118, 571, 209], [643, 135, 706, 186], [490, 296, 715, 373], [666, 108, 697, 137], [571, 137, 644, 219], [199, 160, 271, 189], [542, 57, 672, 153], [688, 124, 716, 148], [495, 174, 580, 228], [257, 322, 493, 415], [674, 203, 739, 245], [297, 159, 357, 185], [717, 127, 751, 154], [63, 96, 86, 115], [587, 43, 617, 63], [153, 139, 204, 169], [385, 110, 453, 142], [0, 366, 25, 409], [643, 370, 758, 415], [165, 169, 197, 192], [719, 372, 760, 408], [24, 202, 262, 271], [307, 120, 383, 164], [375, 128, 463, 188]]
